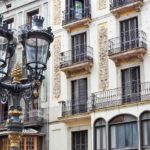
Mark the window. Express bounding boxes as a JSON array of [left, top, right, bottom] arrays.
[[5, 18, 14, 29], [72, 78, 87, 114], [141, 112, 150, 150], [120, 17, 138, 51], [94, 119, 106, 150], [110, 115, 138, 150], [20, 136, 43, 150], [72, 32, 87, 63], [121, 66, 141, 103], [27, 9, 39, 25], [72, 130, 88, 150], [26, 136, 34, 150], [65, 0, 90, 22]]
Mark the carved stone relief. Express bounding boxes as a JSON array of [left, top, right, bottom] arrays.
[[53, 0, 61, 25], [98, 23, 109, 91], [98, 0, 107, 10], [53, 36, 61, 99]]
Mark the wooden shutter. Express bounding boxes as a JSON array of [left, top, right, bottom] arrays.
[[84, 0, 90, 17], [131, 67, 140, 99], [71, 78, 87, 113], [78, 78, 87, 112], [72, 32, 87, 62], [121, 66, 140, 103], [120, 17, 138, 51], [65, 0, 69, 21], [69, 0, 74, 19]]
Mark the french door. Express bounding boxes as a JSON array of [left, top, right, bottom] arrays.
[[65, 0, 90, 21], [121, 66, 141, 103], [120, 17, 139, 51], [72, 32, 87, 63], [72, 78, 87, 114]]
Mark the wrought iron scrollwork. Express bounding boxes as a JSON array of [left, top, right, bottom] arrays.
[[22, 87, 33, 104], [0, 87, 9, 104]]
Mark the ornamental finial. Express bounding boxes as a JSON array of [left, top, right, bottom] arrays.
[[32, 15, 44, 30], [11, 63, 22, 83]]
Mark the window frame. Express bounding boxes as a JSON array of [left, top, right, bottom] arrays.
[[26, 9, 39, 25], [4, 18, 14, 29], [94, 118, 107, 150], [141, 112, 150, 150], [109, 115, 138, 150], [72, 130, 88, 150]]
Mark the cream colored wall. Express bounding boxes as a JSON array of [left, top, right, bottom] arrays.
[[49, 0, 150, 150]]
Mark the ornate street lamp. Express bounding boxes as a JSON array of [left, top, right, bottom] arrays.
[[0, 14, 16, 79], [0, 15, 54, 150]]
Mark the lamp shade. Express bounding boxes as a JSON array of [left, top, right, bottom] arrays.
[[0, 15, 16, 79], [20, 16, 53, 81]]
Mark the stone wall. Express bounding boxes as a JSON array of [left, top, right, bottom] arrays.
[[98, 22, 109, 91]]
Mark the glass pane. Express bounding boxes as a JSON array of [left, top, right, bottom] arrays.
[[142, 112, 150, 120], [132, 123, 138, 147], [102, 127, 106, 149], [95, 119, 105, 126], [96, 128, 100, 149], [125, 124, 132, 147], [143, 121, 148, 146], [111, 126, 116, 148], [75, 1, 83, 19], [117, 125, 124, 148], [37, 38, 49, 65], [0, 36, 8, 65], [25, 38, 36, 68]]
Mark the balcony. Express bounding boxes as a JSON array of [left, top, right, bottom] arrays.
[[110, 0, 144, 17], [61, 100, 88, 117], [60, 45, 93, 78], [62, 7, 91, 32], [23, 109, 44, 127], [59, 99, 92, 124], [92, 82, 150, 110], [108, 30, 147, 66]]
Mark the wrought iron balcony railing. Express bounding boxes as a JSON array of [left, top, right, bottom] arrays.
[[92, 82, 150, 109], [62, 98, 92, 116], [62, 6, 91, 25], [22, 109, 44, 126], [60, 45, 93, 68], [59, 82, 150, 117], [110, 0, 143, 10], [108, 30, 147, 56], [0, 109, 44, 129]]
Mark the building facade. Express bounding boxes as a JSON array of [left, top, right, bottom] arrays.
[[49, 0, 150, 150], [1, 0, 150, 150], [0, 0, 50, 150]]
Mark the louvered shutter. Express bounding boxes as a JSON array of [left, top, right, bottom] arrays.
[[122, 66, 140, 103], [84, 0, 90, 17], [78, 78, 87, 113], [72, 32, 86, 63], [120, 17, 138, 51], [65, 0, 69, 22]]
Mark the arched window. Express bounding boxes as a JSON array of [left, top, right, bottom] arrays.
[[109, 114, 138, 150], [94, 118, 106, 150], [141, 111, 150, 149]]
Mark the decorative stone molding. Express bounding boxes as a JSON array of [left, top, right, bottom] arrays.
[[53, 36, 61, 99], [98, 0, 107, 10], [98, 23, 109, 91], [53, 0, 61, 25]]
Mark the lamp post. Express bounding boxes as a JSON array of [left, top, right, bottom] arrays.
[[0, 15, 53, 150]]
